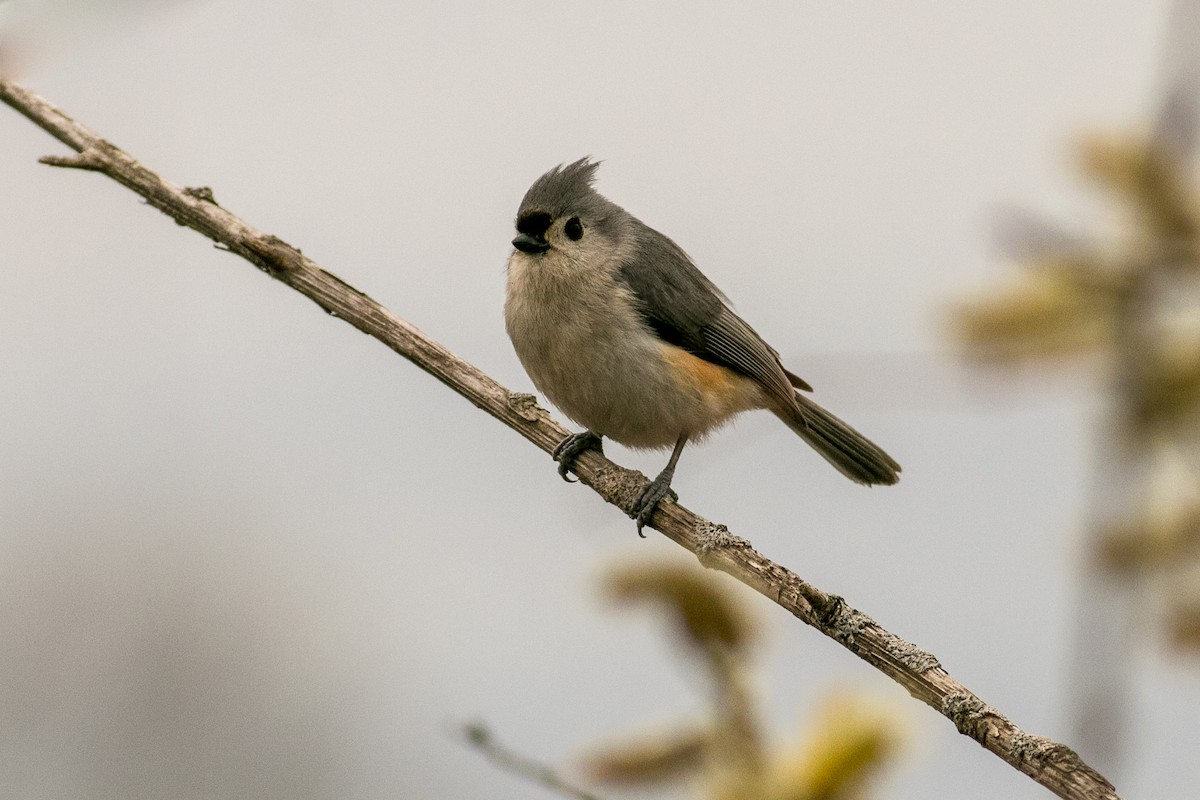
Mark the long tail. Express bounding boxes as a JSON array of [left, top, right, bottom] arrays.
[[774, 395, 901, 486]]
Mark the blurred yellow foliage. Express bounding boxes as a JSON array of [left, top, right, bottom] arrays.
[[1099, 499, 1200, 573], [1077, 134, 1197, 243], [604, 560, 756, 654], [582, 724, 709, 787], [1168, 579, 1200, 649], [955, 131, 1200, 654], [588, 560, 903, 799], [955, 262, 1115, 362], [763, 693, 903, 800], [1135, 339, 1200, 431]]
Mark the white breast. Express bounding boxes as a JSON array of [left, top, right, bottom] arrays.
[[504, 250, 757, 449]]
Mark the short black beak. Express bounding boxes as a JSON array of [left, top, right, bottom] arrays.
[[512, 232, 550, 254]]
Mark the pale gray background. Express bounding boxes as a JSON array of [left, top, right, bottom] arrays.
[[1, 1, 1197, 798]]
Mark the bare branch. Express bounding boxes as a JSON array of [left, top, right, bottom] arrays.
[[38, 149, 104, 170], [0, 76, 1120, 800]]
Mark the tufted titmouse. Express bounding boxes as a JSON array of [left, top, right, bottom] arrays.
[[505, 158, 900, 534]]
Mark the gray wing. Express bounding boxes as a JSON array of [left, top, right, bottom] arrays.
[[616, 221, 806, 405]]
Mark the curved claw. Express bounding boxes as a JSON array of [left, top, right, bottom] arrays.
[[629, 434, 688, 537], [632, 480, 678, 538], [552, 431, 603, 483], [556, 461, 578, 483]]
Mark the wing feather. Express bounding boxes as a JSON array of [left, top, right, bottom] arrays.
[[617, 221, 800, 406]]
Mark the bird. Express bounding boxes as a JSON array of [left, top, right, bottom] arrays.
[[504, 158, 899, 534]]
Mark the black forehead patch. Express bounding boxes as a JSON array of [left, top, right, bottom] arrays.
[[516, 211, 552, 236]]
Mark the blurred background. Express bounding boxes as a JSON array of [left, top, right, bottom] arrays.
[[1, 1, 1198, 797]]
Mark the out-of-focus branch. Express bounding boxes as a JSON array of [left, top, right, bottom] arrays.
[[0, 77, 1119, 800], [461, 723, 605, 800]]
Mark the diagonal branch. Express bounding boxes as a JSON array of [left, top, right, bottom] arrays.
[[0, 76, 1118, 800]]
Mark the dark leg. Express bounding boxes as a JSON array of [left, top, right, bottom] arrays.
[[632, 434, 688, 537], [551, 431, 603, 482]]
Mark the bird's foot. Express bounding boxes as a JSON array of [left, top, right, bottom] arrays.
[[551, 431, 603, 482], [631, 475, 678, 537]]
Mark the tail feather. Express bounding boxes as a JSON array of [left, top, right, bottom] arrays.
[[776, 395, 901, 486]]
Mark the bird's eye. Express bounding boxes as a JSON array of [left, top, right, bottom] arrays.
[[564, 217, 584, 240]]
